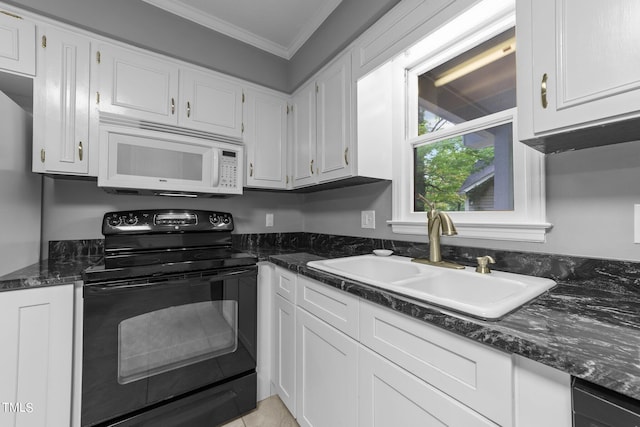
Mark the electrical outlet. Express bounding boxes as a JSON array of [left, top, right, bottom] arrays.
[[361, 210, 375, 229], [266, 213, 274, 227]]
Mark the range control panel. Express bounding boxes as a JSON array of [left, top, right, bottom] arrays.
[[102, 209, 234, 235]]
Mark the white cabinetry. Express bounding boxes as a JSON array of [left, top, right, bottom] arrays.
[[95, 43, 243, 139], [360, 302, 512, 426], [291, 51, 352, 188], [244, 88, 288, 189], [296, 307, 358, 427], [0, 284, 74, 427], [518, 0, 640, 151], [0, 10, 35, 75], [33, 26, 92, 176], [359, 346, 497, 427], [267, 263, 572, 426], [179, 68, 243, 138], [272, 267, 297, 416], [96, 43, 179, 124]]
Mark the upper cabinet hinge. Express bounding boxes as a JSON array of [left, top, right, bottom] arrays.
[[286, 105, 290, 114], [1, 11, 23, 19], [96, 92, 100, 104], [41, 35, 47, 48], [241, 123, 244, 133], [315, 83, 319, 93], [96, 51, 101, 64], [242, 92, 245, 103]]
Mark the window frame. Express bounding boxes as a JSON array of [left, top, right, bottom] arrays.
[[388, 1, 551, 242]]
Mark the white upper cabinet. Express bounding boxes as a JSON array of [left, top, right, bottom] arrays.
[[291, 80, 317, 187], [243, 88, 288, 189], [95, 43, 245, 139], [179, 68, 243, 138], [0, 10, 35, 75], [96, 42, 179, 124], [518, 0, 640, 152], [33, 25, 92, 175], [316, 53, 352, 183], [291, 51, 352, 188]]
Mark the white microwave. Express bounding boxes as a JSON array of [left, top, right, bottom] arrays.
[[98, 125, 243, 196]]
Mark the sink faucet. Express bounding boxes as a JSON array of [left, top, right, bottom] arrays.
[[413, 195, 464, 269]]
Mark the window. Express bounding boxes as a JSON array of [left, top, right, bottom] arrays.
[[388, 0, 550, 242]]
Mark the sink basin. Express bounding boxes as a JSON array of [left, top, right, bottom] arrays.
[[307, 255, 556, 320]]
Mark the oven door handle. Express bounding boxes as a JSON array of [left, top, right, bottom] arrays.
[[84, 267, 257, 295]]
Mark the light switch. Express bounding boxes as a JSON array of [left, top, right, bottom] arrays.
[[266, 213, 274, 227], [361, 210, 375, 229]]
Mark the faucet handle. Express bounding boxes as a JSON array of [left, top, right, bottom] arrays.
[[476, 256, 496, 274]]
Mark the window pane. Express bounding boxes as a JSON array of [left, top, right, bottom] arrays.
[[414, 122, 513, 212], [417, 28, 516, 135]]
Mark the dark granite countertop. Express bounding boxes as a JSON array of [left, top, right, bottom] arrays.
[[262, 251, 640, 401], [2, 235, 639, 403], [0, 256, 102, 292]]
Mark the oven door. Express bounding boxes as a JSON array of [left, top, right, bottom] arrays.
[[81, 266, 257, 427]]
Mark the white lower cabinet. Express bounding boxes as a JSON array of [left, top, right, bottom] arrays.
[[269, 264, 571, 427], [272, 293, 297, 416], [296, 307, 358, 427], [359, 346, 497, 427], [0, 284, 74, 427]]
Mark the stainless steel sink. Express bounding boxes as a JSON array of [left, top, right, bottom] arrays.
[[307, 254, 556, 320]]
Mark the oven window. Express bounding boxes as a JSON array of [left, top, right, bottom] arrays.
[[118, 300, 238, 384]]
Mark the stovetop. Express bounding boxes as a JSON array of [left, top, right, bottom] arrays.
[[83, 209, 257, 284]]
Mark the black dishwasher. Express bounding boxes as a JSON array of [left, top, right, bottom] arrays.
[[573, 378, 640, 426]]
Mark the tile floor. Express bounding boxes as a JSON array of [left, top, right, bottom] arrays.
[[220, 395, 299, 427]]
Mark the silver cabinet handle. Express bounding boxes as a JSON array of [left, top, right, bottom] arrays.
[[310, 159, 314, 175], [187, 101, 191, 118], [78, 141, 83, 161], [171, 98, 175, 115], [344, 147, 349, 165], [541, 73, 548, 109], [249, 162, 253, 177]]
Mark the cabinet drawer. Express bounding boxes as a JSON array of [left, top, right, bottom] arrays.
[[273, 266, 297, 303], [296, 276, 359, 340], [359, 346, 498, 427], [359, 302, 512, 427]]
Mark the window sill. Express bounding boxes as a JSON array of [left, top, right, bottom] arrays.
[[387, 220, 552, 243]]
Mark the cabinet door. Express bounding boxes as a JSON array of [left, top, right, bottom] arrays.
[[0, 11, 35, 75], [0, 284, 74, 427], [33, 26, 91, 175], [273, 294, 296, 416], [96, 43, 178, 124], [244, 89, 288, 189], [291, 81, 317, 187], [316, 52, 352, 182], [296, 307, 358, 427], [359, 346, 498, 427], [526, 0, 640, 135], [179, 68, 243, 138]]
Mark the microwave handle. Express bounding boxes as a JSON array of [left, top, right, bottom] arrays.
[[211, 148, 220, 187]]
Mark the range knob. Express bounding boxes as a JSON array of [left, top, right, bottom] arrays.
[[125, 215, 138, 225], [107, 215, 123, 228], [209, 214, 220, 225]]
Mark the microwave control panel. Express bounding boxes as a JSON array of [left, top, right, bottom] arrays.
[[220, 150, 239, 189]]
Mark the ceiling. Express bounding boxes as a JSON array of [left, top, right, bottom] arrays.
[[141, 0, 343, 59]]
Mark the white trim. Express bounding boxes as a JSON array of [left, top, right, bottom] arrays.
[[390, 0, 550, 243], [141, 0, 342, 59]]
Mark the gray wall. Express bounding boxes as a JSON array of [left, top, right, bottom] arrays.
[[287, 0, 401, 91], [6, 0, 399, 93], [0, 92, 42, 275], [301, 141, 640, 262], [6, 0, 289, 91], [40, 178, 303, 258]]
